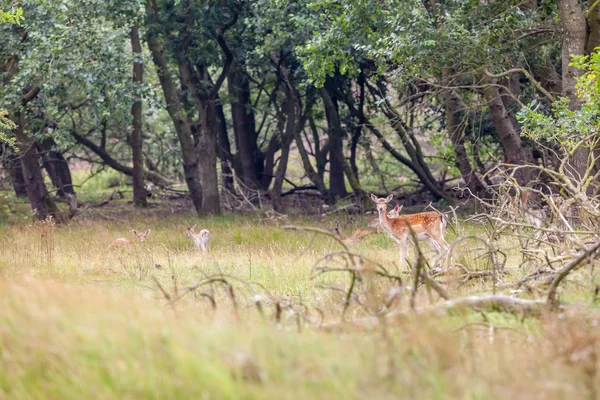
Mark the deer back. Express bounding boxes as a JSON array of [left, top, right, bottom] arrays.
[[388, 212, 444, 236]]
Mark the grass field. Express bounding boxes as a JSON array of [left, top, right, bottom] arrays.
[[1, 197, 599, 399]]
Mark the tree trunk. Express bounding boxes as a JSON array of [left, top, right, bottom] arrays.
[[271, 95, 294, 211], [130, 25, 148, 207], [558, 0, 589, 181], [309, 116, 328, 183], [37, 138, 75, 198], [587, 1, 600, 54], [215, 98, 234, 192], [349, 73, 366, 181], [558, 0, 587, 108], [534, 56, 563, 97], [482, 79, 529, 185], [5, 151, 27, 197], [197, 99, 220, 214], [442, 68, 486, 198], [146, 25, 203, 214], [228, 67, 261, 190], [261, 135, 278, 190], [320, 87, 347, 199], [14, 112, 60, 221]]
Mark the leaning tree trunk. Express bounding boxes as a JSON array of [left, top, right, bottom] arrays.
[[442, 68, 486, 198], [482, 80, 529, 185], [37, 138, 75, 198], [146, 26, 203, 214], [320, 87, 347, 199], [130, 25, 148, 207], [197, 99, 221, 214], [14, 112, 60, 221], [4, 54, 60, 220]]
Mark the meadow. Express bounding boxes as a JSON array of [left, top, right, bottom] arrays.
[[0, 194, 599, 400]]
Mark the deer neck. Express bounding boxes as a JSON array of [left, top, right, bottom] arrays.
[[378, 207, 394, 233]]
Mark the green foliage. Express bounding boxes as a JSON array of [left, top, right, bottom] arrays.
[[299, 0, 557, 87], [0, 7, 23, 24], [0, 1, 149, 150], [0, 109, 17, 150], [0, 6, 22, 149], [519, 49, 600, 150]]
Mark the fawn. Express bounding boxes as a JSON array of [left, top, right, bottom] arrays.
[[367, 204, 402, 230], [519, 190, 547, 229], [108, 229, 151, 249], [370, 194, 448, 265], [186, 225, 210, 253]]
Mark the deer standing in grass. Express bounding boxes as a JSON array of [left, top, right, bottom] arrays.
[[186, 225, 210, 253], [519, 190, 547, 229], [371, 194, 448, 265], [108, 229, 151, 249]]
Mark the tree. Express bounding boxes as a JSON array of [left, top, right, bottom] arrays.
[[130, 24, 148, 207]]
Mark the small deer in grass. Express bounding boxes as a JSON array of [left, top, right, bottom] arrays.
[[186, 225, 210, 253], [108, 229, 151, 249], [371, 194, 448, 265], [519, 190, 547, 229]]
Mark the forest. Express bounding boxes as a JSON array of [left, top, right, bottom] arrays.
[[1, 0, 600, 398]]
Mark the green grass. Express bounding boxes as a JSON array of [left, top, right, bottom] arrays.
[[0, 202, 599, 399]]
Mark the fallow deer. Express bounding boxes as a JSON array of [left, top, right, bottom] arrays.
[[337, 205, 403, 245], [108, 229, 151, 249], [186, 225, 210, 253], [370, 194, 448, 265], [519, 190, 547, 229]]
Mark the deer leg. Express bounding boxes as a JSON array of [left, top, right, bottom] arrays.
[[398, 236, 409, 268]]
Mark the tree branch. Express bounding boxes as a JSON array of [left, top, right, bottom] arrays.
[[70, 130, 171, 187], [21, 86, 40, 105], [484, 68, 556, 102]]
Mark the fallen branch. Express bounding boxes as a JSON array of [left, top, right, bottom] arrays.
[[547, 239, 600, 306], [320, 295, 548, 330]]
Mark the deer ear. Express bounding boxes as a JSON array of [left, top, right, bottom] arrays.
[[393, 205, 400, 212], [385, 194, 394, 203], [131, 230, 137, 235], [398, 205, 403, 212], [144, 229, 151, 236], [370, 193, 378, 202]]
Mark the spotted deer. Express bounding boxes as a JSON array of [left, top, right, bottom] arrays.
[[186, 225, 210, 253], [370, 194, 448, 264], [336, 205, 403, 245], [367, 204, 402, 231], [108, 229, 151, 249]]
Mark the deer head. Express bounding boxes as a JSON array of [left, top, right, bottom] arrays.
[[371, 193, 394, 213], [130, 229, 151, 243]]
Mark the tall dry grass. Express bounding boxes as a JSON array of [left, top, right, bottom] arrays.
[[0, 212, 599, 398]]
